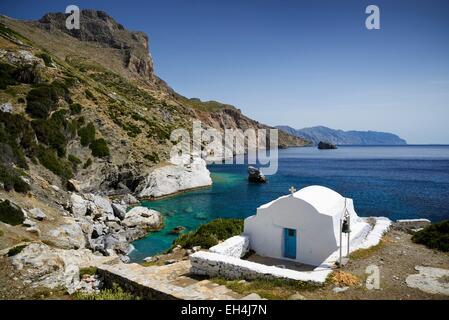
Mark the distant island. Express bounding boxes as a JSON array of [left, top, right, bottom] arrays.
[[276, 125, 407, 146]]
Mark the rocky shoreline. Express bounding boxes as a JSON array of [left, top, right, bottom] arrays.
[[0, 157, 215, 295]]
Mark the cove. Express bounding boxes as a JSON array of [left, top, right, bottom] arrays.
[[129, 145, 449, 262]]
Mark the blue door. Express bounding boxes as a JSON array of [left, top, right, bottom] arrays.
[[284, 228, 297, 259]]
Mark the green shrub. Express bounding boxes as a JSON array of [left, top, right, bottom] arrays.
[[68, 154, 82, 169], [32, 110, 70, 157], [144, 152, 160, 164], [26, 82, 70, 119], [37, 146, 73, 180], [0, 164, 30, 193], [13, 64, 43, 84], [78, 123, 96, 146], [85, 89, 96, 101], [412, 220, 449, 252], [7, 244, 27, 257], [89, 138, 110, 158], [69, 103, 82, 115], [73, 283, 138, 300], [0, 63, 17, 90], [37, 52, 53, 67], [0, 199, 25, 226], [83, 158, 93, 169], [79, 267, 97, 278], [0, 112, 37, 167], [172, 219, 243, 250]]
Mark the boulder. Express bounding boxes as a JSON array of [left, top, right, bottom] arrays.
[[11, 243, 115, 294], [67, 179, 81, 192], [23, 219, 37, 228], [112, 203, 127, 220], [122, 194, 139, 205], [29, 208, 46, 221], [26, 226, 41, 236], [91, 194, 114, 216], [136, 157, 212, 199], [122, 206, 162, 229], [247, 166, 267, 183], [42, 218, 86, 249], [70, 194, 88, 216]]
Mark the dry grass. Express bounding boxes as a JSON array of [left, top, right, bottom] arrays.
[[327, 271, 361, 287], [350, 238, 387, 260]]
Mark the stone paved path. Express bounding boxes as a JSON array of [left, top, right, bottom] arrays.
[[99, 260, 258, 300]]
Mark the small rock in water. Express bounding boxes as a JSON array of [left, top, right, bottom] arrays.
[[143, 256, 154, 263]]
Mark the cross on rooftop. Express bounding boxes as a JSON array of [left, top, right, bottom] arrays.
[[289, 186, 296, 195]]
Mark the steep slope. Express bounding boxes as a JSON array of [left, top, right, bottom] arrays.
[[277, 125, 407, 146], [0, 10, 307, 196]]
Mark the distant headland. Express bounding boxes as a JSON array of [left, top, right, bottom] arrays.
[[276, 125, 407, 146]]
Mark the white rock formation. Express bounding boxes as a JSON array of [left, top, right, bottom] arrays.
[[11, 243, 115, 294], [136, 157, 212, 198], [29, 208, 46, 221], [122, 206, 162, 229], [406, 266, 449, 296], [70, 193, 88, 216], [42, 217, 86, 250]]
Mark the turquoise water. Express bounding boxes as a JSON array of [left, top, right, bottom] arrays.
[[129, 145, 449, 261]]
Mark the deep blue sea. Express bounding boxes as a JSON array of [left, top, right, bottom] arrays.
[[129, 145, 449, 262]]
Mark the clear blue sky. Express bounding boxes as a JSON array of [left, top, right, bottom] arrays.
[[1, 0, 449, 144]]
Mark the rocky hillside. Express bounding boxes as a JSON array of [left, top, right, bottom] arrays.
[[0, 10, 307, 196], [277, 125, 407, 146]]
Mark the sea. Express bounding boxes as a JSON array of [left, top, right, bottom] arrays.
[[128, 145, 449, 262]]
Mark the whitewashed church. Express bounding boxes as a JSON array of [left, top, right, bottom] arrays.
[[244, 185, 370, 266]]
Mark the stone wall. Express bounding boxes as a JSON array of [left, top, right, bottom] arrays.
[[190, 251, 331, 284], [209, 235, 249, 258]]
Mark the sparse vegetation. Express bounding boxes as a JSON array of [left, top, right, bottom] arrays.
[[144, 152, 160, 164], [0, 199, 25, 226], [83, 158, 93, 169], [37, 52, 53, 67], [85, 89, 96, 101], [211, 277, 320, 300], [412, 220, 449, 252], [68, 154, 82, 169], [73, 283, 138, 300], [37, 146, 73, 180], [69, 103, 82, 115], [172, 219, 243, 250]]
